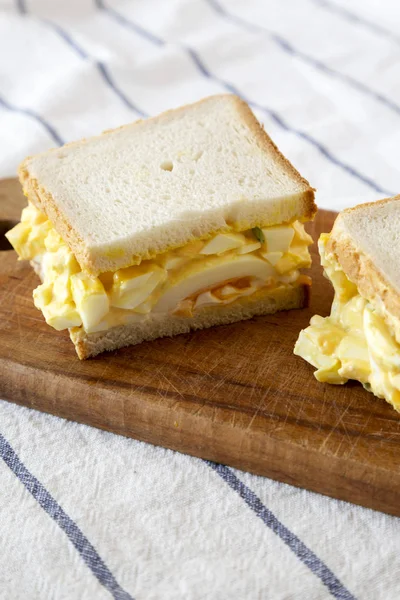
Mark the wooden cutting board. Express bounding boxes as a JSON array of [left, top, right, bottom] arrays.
[[2, 177, 400, 517]]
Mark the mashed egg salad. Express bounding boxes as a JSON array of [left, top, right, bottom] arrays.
[[8, 203, 313, 337], [295, 233, 400, 412]]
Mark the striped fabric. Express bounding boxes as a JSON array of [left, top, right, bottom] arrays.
[[1, 1, 400, 598]]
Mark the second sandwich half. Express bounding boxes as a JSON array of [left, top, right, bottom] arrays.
[[7, 95, 316, 358]]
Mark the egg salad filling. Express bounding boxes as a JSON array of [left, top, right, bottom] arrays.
[[7, 203, 313, 335], [294, 233, 400, 411]]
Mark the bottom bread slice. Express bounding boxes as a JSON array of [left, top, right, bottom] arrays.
[[70, 285, 307, 359]]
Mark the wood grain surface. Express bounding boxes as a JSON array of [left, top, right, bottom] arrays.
[[1, 178, 400, 517]]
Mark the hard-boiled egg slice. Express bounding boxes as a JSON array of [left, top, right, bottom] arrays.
[[154, 255, 274, 313], [261, 225, 294, 253], [194, 291, 222, 309], [200, 233, 246, 255], [112, 283, 157, 311], [219, 284, 240, 298], [132, 298, 153, 314], [71, 272, 109, 330]]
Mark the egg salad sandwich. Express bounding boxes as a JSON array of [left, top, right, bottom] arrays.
[[7, 94, 316, 359], [294, 196, 400, 413]]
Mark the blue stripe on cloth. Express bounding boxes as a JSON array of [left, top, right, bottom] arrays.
[[42, 18, 88, 60], [243, 94, 393, 196], [94, 0, 164, 47], [96, 63, 147, 117], [15, 1, 145, 116], [207, 462, 357, 600], [311, 0, 400, 46], [0, 433, 134, 600], [0, 95, 64, 145], [95, 3, 393, 196], [205, 0, 400, 119], [15, 0, 26, 13]]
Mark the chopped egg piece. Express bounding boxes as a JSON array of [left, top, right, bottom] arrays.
[[33, 282, 53, 307], [292, 221, 313, 245], [163, 256, 188, 270], [6, 222, 31, 258], [21, 203, 47, 225], [336, 335, 370, 383], [44, 303, 82, 330], [34, 286, 82, 330], [237, 241, 261, 255], [42, 246, 80, 279], [262, 225, 294, 253], [200, 232, 246, 255], [363, 306, 400, 371], [44, 229, 65, 252], [261, 251, 283, 266], [71, 272, 109, 330], [6, 219, 52, 260], [111, 265, 167, 310], [52, 272, 73, 305], [275, 246, 311, 275]]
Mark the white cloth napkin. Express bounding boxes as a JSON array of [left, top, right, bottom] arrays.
[[1, 1, 400, 598]]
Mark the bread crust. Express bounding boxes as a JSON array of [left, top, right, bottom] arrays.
[[230, 95, 316, 216], [327, 199, 400, 319], [18, 95, 316, 276], [70, 284, 307, 359], [18, 170, 90, 270], [332, 194, 400, 217]]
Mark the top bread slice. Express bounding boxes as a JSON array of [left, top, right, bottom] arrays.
[[326, 195, 400, 318], [19, 94, 316, 276]]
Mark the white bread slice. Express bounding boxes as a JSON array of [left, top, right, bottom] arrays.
[[19, 94, 315, 276], [70, 284, 307, 359], [326, 195, 400, 318]]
